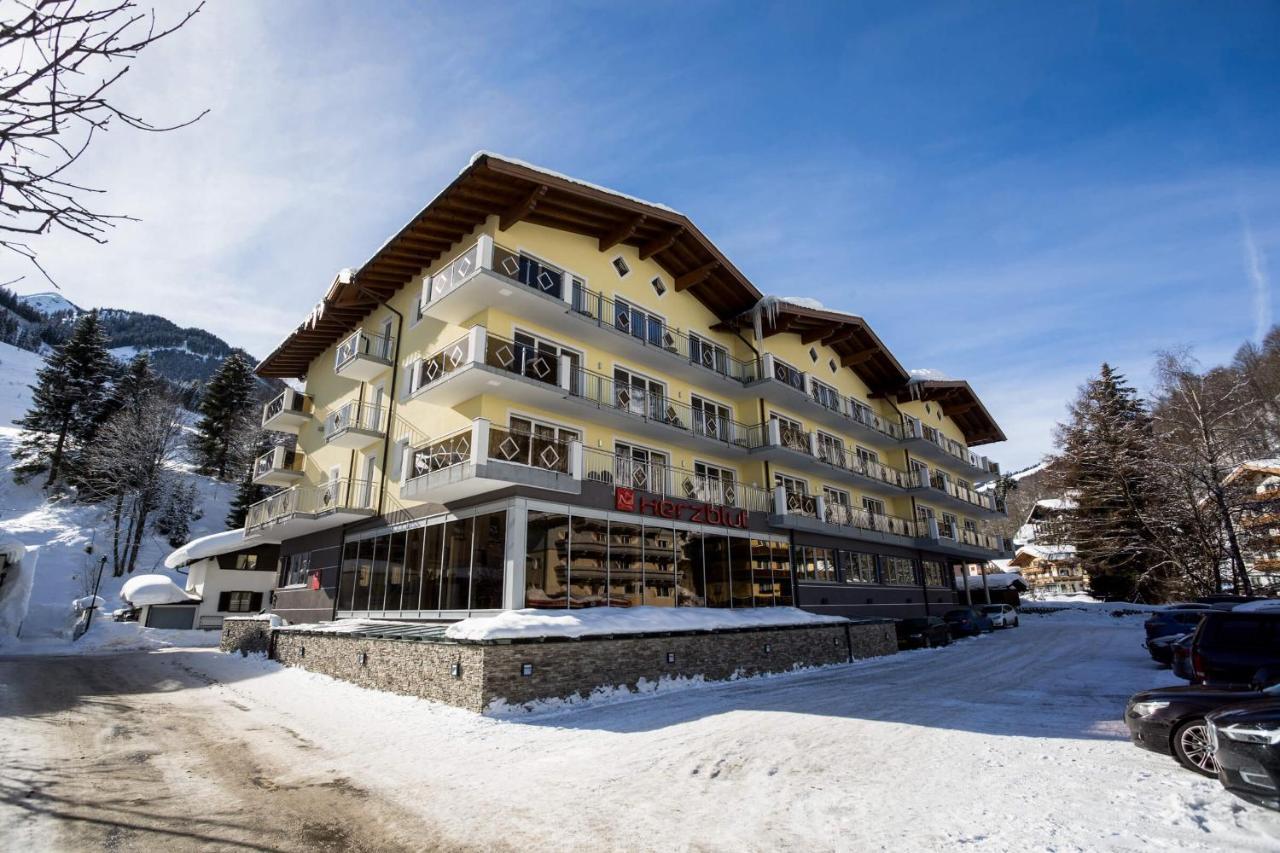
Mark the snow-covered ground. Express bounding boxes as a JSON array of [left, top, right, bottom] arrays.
[[0, 341, 235, 649], [3, 610, 1277, 851]]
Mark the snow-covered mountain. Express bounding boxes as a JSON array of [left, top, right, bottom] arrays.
[[17, 291, 82, 316]]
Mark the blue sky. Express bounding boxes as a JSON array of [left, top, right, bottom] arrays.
[[7, 1, 1278, 468]]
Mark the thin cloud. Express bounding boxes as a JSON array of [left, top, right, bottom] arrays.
[[1241, 214, 1271, 343]]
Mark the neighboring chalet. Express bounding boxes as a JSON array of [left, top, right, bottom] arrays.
[[1011, 497, 1089, 598], [126, 532, 280, 630], [1223, 460, 1280, 593]]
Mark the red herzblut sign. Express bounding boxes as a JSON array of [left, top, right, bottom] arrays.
[[613, 487, 749, 528]]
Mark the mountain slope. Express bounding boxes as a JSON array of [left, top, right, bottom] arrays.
[[17, 292, 82, 316]]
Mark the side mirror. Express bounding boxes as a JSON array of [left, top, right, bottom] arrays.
[[1253, 666, 1280, 690]]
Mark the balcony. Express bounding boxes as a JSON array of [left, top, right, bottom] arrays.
[[335, 329, 394, 382], [771, 488, 921, 542], [261, 388, 312, 434], [322, 400, 386, 449], [244, 478, 378, 540], [749, 421, 910, 496], [252, 446, 305, 487], [399, 419, 582, 504], [901, 418, 1000, 482], [580, 447, 775, 513], [934, 519, 1014, 559], [907, 470, 1005, 516]]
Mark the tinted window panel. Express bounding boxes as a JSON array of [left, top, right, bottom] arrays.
[[525, 511, 570, 608], [421, 523, 443, 611], [570, 514, 608, 607], [441, 517, 473, 610], [609, 519, 643, 607], [470, 512, 507, 610]]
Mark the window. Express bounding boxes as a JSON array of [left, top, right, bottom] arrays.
[[771, 412, 807, 451], [650, 276, 666, 297], [823, 486, 852, 525], [840, 551, 877, 584], [613, 366, 668, 421], [234, 553, 260, 571], [910, 459, 930, 486], [808, 347, 818, 363], [281, 551, 312, 587], [775, 472, 807, 496], [691, 461, 736, 505], [810, 378, 840, 411], [219, 591, 262, 613], [828, 358, 837, 373], [506, 416, 581, 470], [691, 395, 734, 442], [855, 446, 879, 467], [882, 557, 918, 586], [689, 334, 730, 376], [772, 357, 805, 390], [615, 441, 669, 493], [794, 545, 837, 583], [516, 254, 566, 298], [922, 560, 947, 587], [613, 298, 672, 349], [512, 329, 580, 388], [816, 431, 845, 466], [941, 513, 959, 539], [862, 496, 886, 516], [612, 256, 630, 277], [525, 511, 570, 609]]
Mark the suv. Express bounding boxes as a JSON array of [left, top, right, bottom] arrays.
[[1190, 612, 1280, 686], [1144, 605, 1213, 643], [896, 617, 951, 650]]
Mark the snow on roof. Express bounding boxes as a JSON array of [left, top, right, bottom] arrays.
[[444, 606, 847, 642], [468, 151, 682, 214], [163, 529, 251, 569], [963, 572, 1027, 591], [1223, 459, 1280, 486], [1, 536, 24, 566], [120, 574, 197, 606], [1035, 498, 1075, 511], [908, 368, 952, 382], [779, 296, 827, 310]]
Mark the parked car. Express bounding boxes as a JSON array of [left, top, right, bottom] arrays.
[[1124, 673, 1280, 776], [896, 617, 952, 649], [942, 607, 993, 638], [1146, 632, 1188, 667], [1189, 611, 1280, 686], [1144, 605, 1212, 643], [1196, 595, 1267, 608], [1208, 698, 1280, 810], [980, 603, 1019, 628]]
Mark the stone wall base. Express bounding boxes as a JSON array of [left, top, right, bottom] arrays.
[[219, 618, 273, 655], [229, 620, 897, 714]]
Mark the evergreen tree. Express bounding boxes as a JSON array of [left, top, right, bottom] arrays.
[[13, 310, 113, 487], [225, 465, 267, 530], [193, 352, 257, 479], [1050, 364, 1170, 601], [154, 480, 202, 548]]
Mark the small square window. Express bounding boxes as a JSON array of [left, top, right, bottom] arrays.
[[650, 276, 666, 296], [828, 358, 837, 373], [612, 257, 630, 277], [809, 347, 818, 362]]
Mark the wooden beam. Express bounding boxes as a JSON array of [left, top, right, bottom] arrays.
[[840, 348, 879, 367], [674, 260, 720, 292], [500, 184, 547, 231], [820, 328, 860, 347], [946, 402, 977, 416], [639, 227, 684, 260], [801, 325, 835, 345], [598, 215, 646, 252]]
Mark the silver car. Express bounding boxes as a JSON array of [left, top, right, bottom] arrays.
[[981, 603, 1019, 628]]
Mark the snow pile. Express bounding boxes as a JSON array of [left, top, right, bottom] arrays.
[[120, 574, 194, 606], [445, 605, 847, 642], [0, 542, 38, 639], [163, 528, 248, 568], [0, 619, 221, 656], [71, 595, 104, 613], [779, 296, 827, 310]]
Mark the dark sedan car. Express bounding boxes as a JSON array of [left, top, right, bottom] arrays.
[[896, 617, 951, 650], [1208, 699, 1280, 810], [942, 608, 993, 638], [1146, 632, 1188, 667], [1143, 606, 1212, 643], [1124, 678, 1280, 776], [1171, 634, 1196, 681]]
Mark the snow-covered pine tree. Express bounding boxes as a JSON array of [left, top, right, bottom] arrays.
[[1050, 364, 1170, 601], [154, 480, 203, 549], [225, 429, 272, 529], [193, 352, 257, 479], [13, 310, 114, 487]]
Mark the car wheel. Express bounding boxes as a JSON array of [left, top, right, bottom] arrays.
[[1172, 719, 1219, 777], [1013, 617, 1019, 627]]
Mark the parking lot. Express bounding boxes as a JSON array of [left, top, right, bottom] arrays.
[[2, 610, 1279, 851]]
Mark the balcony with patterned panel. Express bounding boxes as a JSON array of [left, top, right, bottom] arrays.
[[334, 328, 395, 382], [261, 388, 313, 434], [322, 400, 387, 450], [900, 417, 1001, 483], [405, 326, 571, 410], [906, 469, 1005, 517], [748, 420, 910, 497], [398, 419, 582, 504], [244, 478, 378, 541], [251, 446, 306, 488]]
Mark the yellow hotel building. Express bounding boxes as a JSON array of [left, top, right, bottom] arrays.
[[250, 153, 1010, 624]]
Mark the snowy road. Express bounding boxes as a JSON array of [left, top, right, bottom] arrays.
[[2, 613, 1280, 851]]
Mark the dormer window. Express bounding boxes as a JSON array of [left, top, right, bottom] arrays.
[[809, 347, 818, 363], [650, 276, 666, 297], [612, 256, 630, 277]]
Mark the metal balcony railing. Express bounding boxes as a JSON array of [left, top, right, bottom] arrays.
[[244, 478, 377, 529], [581, 447, 774, 513], [253, 447, 302, 480], [825, 503, 921, 538], [262, 388, 310, 424], [335, 329, 394, 371], [407, 423, 575, 481], [323, 400, 386, 439]]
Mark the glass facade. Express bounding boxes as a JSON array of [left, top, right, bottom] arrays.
[[337, 510, 507, 614], [840, 550, 878, 584], [523, 507, 792, 610], [794, 545, 837, 583], [882, 556, 919, 587]]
